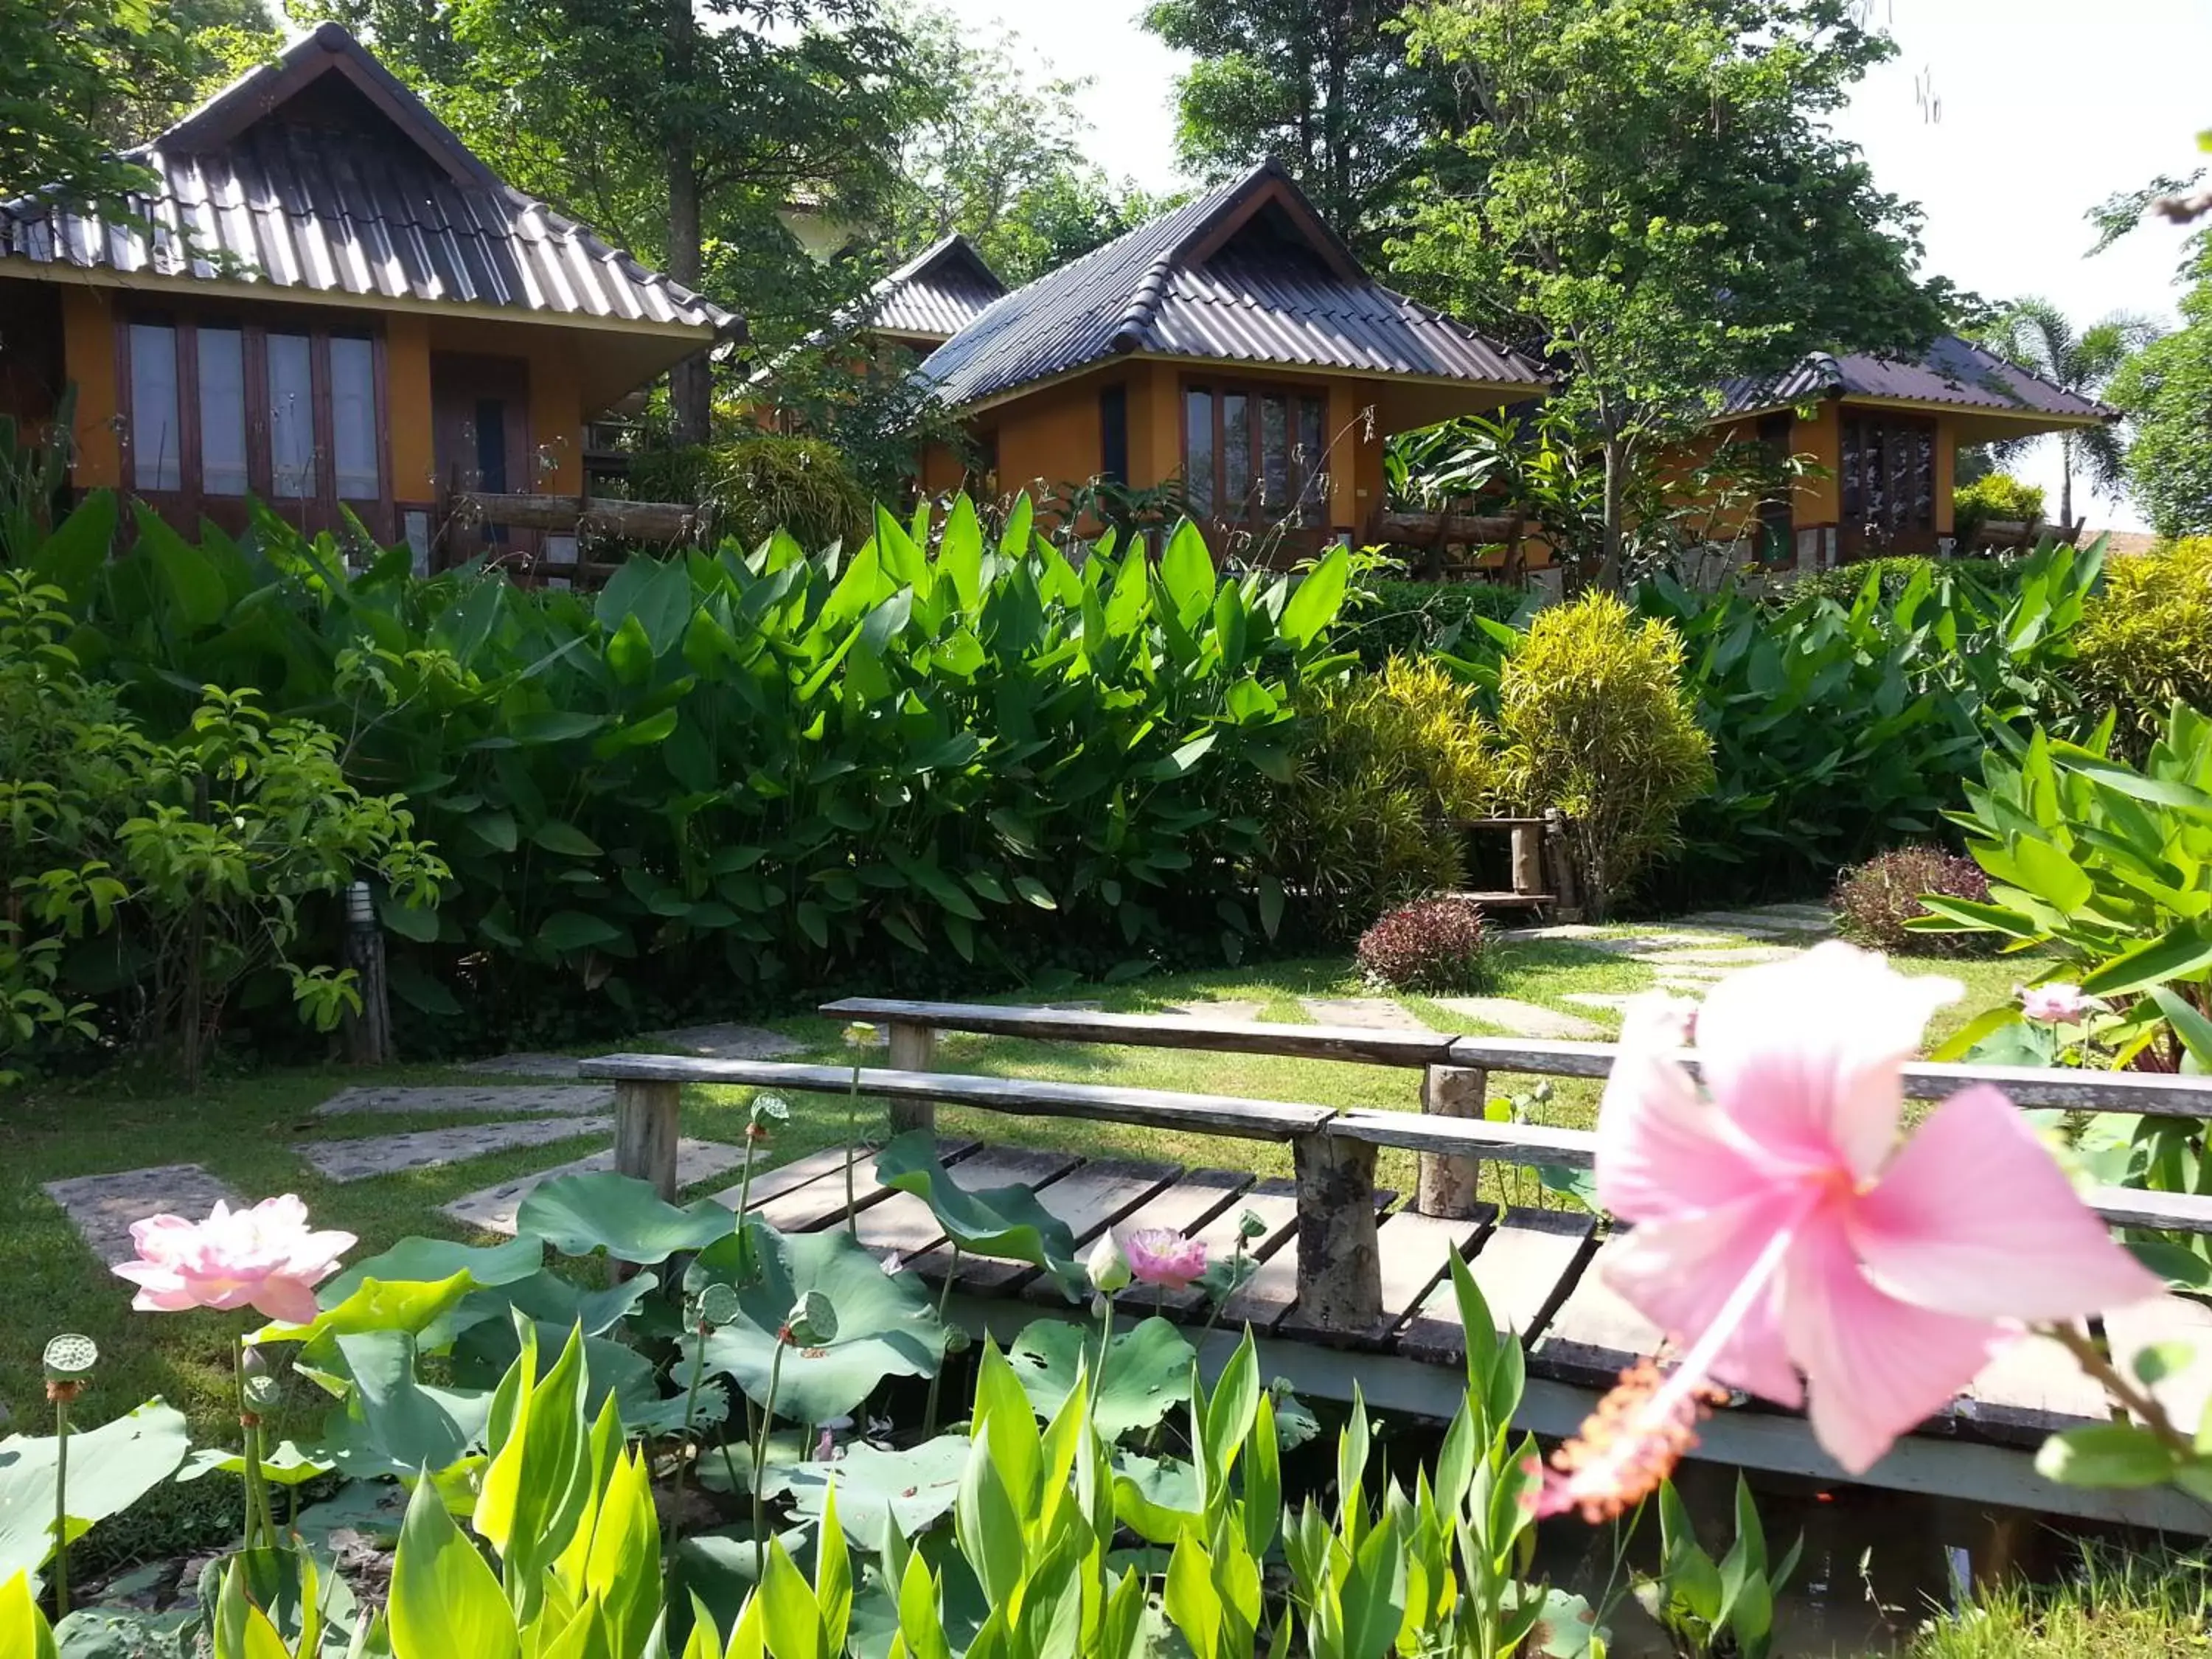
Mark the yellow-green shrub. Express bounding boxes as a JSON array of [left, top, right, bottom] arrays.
[[2074, 538, 2212, 760], [1261, 655, 1496, 939], [1495, 593, 1713, 919]]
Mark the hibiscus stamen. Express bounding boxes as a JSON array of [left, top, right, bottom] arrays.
[[1539, 1218, 1800, 1520]]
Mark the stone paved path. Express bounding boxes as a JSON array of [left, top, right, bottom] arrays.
[[301, 1118, 615, 1183], [1559, 992, 1635, 1012], [1161, 1000, 1267, 1023], [644, 1023, 804, 1060], [316, 1083, 612, 1118], [1432, 996, 1609, 1040], [1633, 944, 1802, 967], [444, 1139, 749, 1235], [44, 1164, 244, 1266], [1297, 996, 1433, 1032]]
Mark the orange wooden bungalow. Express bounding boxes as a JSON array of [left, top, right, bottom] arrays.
[[0, 24, 737, 568], [907, 162, 1550, 561]]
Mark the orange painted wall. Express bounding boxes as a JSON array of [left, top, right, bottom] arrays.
[[1328, 379, 1382, 536], [383, 312, 435, 504], [525, 335, 584, 493], [994, 375, 1102, 507], [1933, 420, 1956, 535], [58, 287, 119, 487]]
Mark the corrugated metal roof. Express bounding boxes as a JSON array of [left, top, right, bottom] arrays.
[[0, 24, 736, 336], [1718, 335, 2110, 422], [866, 234, 1006, 342], [917, 161, 1547, 409]]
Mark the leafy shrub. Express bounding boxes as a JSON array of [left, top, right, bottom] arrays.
[[1779, 553, 2023, 608], [2073, 537, 2212, 761], [29, 498, 1350, 1037], [1260, 655, 1495, 940], [625, 434, 872, 549], [1342, 577, 1533, 667], [0, 552, 446, 1083], [1641, 540, 2102, 905], [1355, 895, 1489, 992], [1831, 845, 1992, 956], [1954, 473, 2048, 546], [1494, 593, 1713, 919]]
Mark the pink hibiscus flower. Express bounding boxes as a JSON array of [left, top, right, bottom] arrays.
[[1544, 944, 2157, 1517], [111, 1195, 357, 1324], [1121, 1228, 1208, 1290]]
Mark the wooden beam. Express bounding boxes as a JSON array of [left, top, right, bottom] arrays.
[[453, 491, 701, 540], [817, 997, 1456, 1067], [577, 1055, 1337, 1140], [1378, 509, 1523, 544]]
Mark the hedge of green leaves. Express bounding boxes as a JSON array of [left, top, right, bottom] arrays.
[[22, 494, 1352, 1044]]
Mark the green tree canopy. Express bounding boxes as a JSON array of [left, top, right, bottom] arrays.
[[1141, 0, 1455, 260], [2, 0, 279, 203], [1393, 0, 1955, 587], [2110, 237, 2212, 542]]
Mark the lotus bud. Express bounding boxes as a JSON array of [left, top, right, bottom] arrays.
[[943, 1325, 972, 1356], [241, 1348, 281, 1414], [783, 1290, 838, 1348], [1087, 1232, 1132, 1295]]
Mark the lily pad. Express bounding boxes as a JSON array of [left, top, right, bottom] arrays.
[[690, 1222, 947, 1425], [518, 1172, 736, 1265], [874, 1132, 1083, 1296], [1008, 1317, 1194, 1440], [177, 1439, 335, 1486], [759, 1436, 972, 1537], [440, 1268, 659, 1347], [319, 1331, 493, 1481], [0, 1397, 189, 1589], [1110, 1451, 1201, 1548], [321, 1234, 544, 1302]]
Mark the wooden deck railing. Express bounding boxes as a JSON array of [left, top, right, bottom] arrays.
[[578, 998, 2212, 1345]]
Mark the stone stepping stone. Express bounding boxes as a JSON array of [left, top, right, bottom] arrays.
[[1432, 997, 1608, 1041], [1635, 945, 1801, 967], [1161, 1000, 1267, 1023], [442, 1138, 748, 1237], [459, 1052, 587, 1079], [316, 1084, 612, 1119], [1298, 996, 1432, 1032], [301, 1118, 615, 1183], [1752, 902, 1835, 924], [644, 1023, 803, 1060], [1560, 992, 1635, 1012], [1670, 911, 1793, 935], [1655, 977, 1719, 995], [43, 1164, 244, 1267]]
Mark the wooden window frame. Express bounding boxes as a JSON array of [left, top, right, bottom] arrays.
[[1840, 410, 1938, 546], [116, 310, 390, 529], [1179, 375, 1333, 531]]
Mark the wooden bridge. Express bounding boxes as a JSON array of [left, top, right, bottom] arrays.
[[578, 1000, 2212, 1534]]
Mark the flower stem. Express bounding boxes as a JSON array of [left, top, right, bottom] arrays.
[[753, 1341, 788, 1580], [232, 1336, 271, 1551], [1095, 1293, 1116, 1398], [52, 1391, 71, 1618], [923, 1247, 961, 1439], [668, 1323, 710, 1547], [2041, 1321, 2197, 1458]]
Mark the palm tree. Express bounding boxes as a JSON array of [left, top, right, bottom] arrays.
[[1978, 298, 2164, 527]]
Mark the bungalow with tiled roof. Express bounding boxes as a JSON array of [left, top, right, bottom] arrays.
[[911, 161, 1550, 561], [0, 23, 739, 568]]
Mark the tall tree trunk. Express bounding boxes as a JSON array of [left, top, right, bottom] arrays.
[[1596, 434, 1630, 591], [664, 0, 711, 446], [2059, 436, 2073, 529]]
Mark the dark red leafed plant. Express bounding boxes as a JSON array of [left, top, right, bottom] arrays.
[[1357, 897, 1491, 992], [1832, 846, 1994, 956]]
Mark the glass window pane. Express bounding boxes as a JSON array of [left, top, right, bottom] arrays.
[[1841, 420, 1862, 524], [1260, 395, 1289, 511], [330, 336, 378, 498], [1221, 394, 1250, 519], [1184, 389, 1214, 517], [1297, 398, 1326, 524], [1914, 428, 1935, 529], [196, 327, 247, 495], [266, 333, 316, 498], [128, 323, 181, 491]]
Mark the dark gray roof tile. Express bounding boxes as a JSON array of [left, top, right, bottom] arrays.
[[1719, 335, 2110, 422]]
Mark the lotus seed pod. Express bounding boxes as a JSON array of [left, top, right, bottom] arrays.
[[43, 1334, 97, 1383], [784, 1290, 838, 1348]]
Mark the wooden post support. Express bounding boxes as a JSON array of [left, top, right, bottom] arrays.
[[1417, 1065, 1487, 1218], [886, 1020, 937, 1135], [614, 1079, 683, 1200], [1509, 824, 1543, 898], [1542, 808, 1582, 922], [1292, 1132, 1384, 1335], [343, 925, 392, 1065]]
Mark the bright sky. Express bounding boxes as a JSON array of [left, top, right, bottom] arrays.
[[936, 0, 2212, 533]]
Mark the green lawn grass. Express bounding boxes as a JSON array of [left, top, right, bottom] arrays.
[[1, 925, 2031, 1449]]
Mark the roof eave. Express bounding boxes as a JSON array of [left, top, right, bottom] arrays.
[[933, 349, 1550, 420]]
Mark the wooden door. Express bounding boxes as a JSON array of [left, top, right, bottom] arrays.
[[431, 353, 534, 560]]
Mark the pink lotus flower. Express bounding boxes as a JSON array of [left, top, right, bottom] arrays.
[[2020, 981, 2093, 1024], [1121, 1228, 1208, 1290], [111, 1195, 356, 1324], [1543, 944, 2156, 1514]]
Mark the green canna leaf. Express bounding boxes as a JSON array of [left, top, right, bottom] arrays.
[[388, 1468, 518, 1659]]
